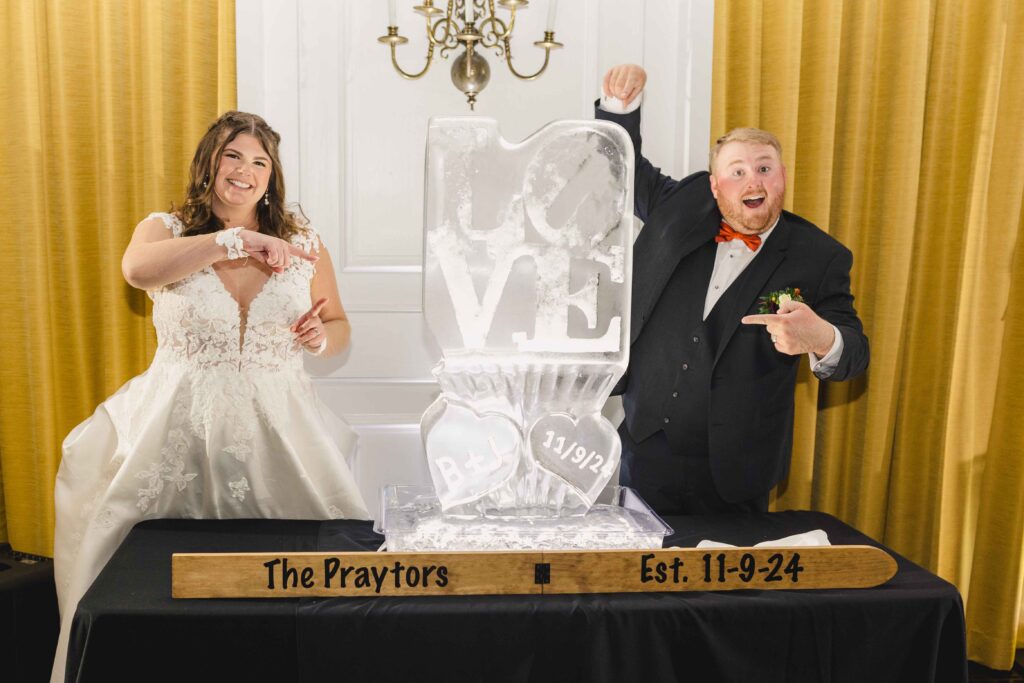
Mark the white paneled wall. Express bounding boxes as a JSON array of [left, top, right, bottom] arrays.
[[236, 0, 714, 516]]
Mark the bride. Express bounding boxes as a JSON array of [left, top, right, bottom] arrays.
[[51, 111, 369, 681]]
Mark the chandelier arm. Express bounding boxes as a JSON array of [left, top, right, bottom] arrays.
[[428, 7, 458, 46], [502, 37, 552, 81], [477, 16, 508, 48], [439, 25, 460, 60], [488, 0, 516, 40], [391, 43, 436, 80]]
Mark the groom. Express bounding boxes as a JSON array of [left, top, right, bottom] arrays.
[[596, 64, 869, 515]]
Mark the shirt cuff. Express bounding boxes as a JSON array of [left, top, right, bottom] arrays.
[[809, 325, 844, 378], [599, 92, 642, 115]]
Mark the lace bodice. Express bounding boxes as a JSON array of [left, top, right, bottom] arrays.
[[53, 212, 366, 683], [147, 212, 319, 373]]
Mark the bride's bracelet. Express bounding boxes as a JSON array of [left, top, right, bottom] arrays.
[[215, 227, 249, 260]]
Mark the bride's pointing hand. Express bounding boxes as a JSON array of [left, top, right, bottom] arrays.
[[239, 230, 319, 273], [291, 297, 329, 349]]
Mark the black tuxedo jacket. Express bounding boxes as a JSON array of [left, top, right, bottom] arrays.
[[597, 105, 869, 502]]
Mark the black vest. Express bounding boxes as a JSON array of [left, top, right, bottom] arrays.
[[623, 238, 757, 454]]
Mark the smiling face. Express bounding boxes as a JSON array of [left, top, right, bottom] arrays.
[[211, 133, 272, 216], [709, 140, 786, 235]]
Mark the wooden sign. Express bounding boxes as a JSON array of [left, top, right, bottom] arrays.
[[172, 546, 897, 598]]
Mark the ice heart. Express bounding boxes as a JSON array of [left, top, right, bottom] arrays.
[[528, 412, 620, 506], [424, 401, 522, 510]]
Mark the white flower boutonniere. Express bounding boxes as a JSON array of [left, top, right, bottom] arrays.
[[757, 287, 805, 314]]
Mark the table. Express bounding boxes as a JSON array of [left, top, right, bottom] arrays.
[[1, 551, 59, 682], [67, 511, 967, 683]]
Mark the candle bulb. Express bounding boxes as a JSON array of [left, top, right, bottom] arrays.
[[388, 0, 397, 26], [546, 0, 558, 31], [464, 0, 473, 24]]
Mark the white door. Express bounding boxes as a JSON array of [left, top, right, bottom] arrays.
[[235, 0, 714, 517]]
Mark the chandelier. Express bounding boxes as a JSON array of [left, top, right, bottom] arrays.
[[379, 0, 563, 110]]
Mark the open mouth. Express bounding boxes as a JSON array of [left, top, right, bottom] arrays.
[[228, 179, 252, 190], [742, 195, 765, 209]]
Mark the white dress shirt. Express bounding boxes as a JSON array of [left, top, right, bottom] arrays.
[[705, 221, 844, 378], [599, 92, 843, 378]]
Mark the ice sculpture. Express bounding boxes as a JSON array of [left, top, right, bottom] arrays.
[[377, 117, 671, 550], [423, 116, 631, 513]]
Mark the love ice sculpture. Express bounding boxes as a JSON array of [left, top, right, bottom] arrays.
[[376, 118, 669, 551], [422, 117, 633, 515]]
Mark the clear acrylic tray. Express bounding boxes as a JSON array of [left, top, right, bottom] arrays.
[[375, 485, 673, 552]]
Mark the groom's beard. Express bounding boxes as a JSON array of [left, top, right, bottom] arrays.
[[717, 190, 785, 235]]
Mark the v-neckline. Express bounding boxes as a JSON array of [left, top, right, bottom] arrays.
[[208, 263, 276, 352], [210, 263, 274, 312]]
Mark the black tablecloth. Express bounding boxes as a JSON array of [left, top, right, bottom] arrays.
[[68, 511, 966, 683]]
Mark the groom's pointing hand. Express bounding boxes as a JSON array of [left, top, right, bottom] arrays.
[[742, 300, 836, 357]]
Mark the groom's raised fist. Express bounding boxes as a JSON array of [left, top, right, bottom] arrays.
[[602, 64, 647, 107]]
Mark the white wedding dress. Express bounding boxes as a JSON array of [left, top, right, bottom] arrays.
[[51, 213, 369, 682]]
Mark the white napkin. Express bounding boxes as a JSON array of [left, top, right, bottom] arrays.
[[695, 529, 831, 549]]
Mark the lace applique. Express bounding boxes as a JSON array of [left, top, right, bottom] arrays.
[[79, 486, 103, 521], [91, 508, 116, 530], [327, 505, 344, 519], [148, 218, 321, 374], [76, 468, 123, 536], [140, 214, 326, 462], [223, 442, 251, 463], [229, 477, 251, 501], [243, 225, 321, 369], [146, 212, 184, 237], [136, 428, 199, 511], [291, 222, 322, 256], [222, 412, 255, 462]]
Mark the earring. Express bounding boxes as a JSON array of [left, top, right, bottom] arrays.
[[263, 192, 270, 206], [202, 176, 209, 189]]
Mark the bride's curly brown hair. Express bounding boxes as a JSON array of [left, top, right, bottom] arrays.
[[177, 111, 307, 240]]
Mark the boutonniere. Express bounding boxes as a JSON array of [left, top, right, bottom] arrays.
[[757, 287, 804, 314]]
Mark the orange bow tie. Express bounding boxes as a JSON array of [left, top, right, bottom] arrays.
[[715, 221, 762, 251]]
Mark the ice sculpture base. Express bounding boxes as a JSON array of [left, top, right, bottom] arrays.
[[375, 485, 672, 552]]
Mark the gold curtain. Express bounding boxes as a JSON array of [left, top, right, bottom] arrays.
[[0, 0, 235, 557], [713, 0, 1024, 669]]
